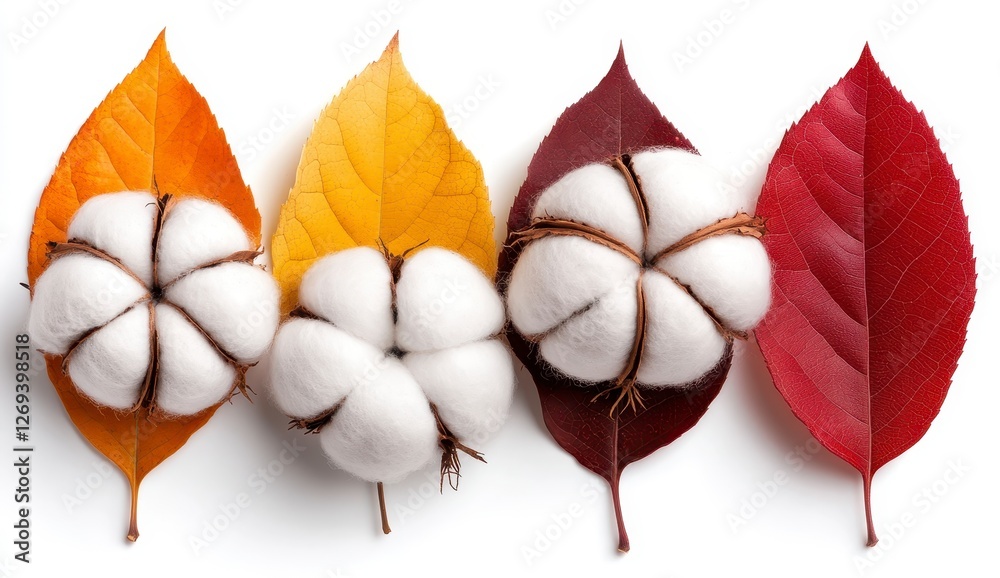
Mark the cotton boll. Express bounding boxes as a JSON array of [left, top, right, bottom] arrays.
[[164, 262, 278, 363], [28, 254, 149, 354], [507, 151, 765, 390], [403, 340, 515, 443], [507, 235, 639, 336], [268, 318, 387, 419], [657, 235, 771, 333], [636, 270, 727, 386], [67, 305, 150, 410], [299, 247, 394, 350], [538, 270, 639, 383], [631, 149, 743, 256], [67, 191, 157, 286], [531, 163, 644, 252], [154, 304, 237, 416], [395, 248, 504, 352], [156, 198, 253, 285], [320, 359, 438, 483]]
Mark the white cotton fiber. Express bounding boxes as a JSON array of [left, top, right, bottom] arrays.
[[268, 318, 387, 420], [164, 262, 279, 363], [67, 192, 157, 286], [155, 304, 237, 416], [28, 253, 149, 354], [539, 271, 639, 383], [156, 198, 253, 286], [657, 235, 771, 333], [267, 245, 517, 486], [635, 270, 727, 386], [298, 247, 394, 350], [531, 163, 644, 252], [403, 340, 515, 442], [319, 359, 439, 483], [507, 236, 639, 337], [395, 247, 505, 352], [630, 148, 743, 257], [507, 149, 771, 390], [67, 305, 150, 410], [30, 190, 279, 415]]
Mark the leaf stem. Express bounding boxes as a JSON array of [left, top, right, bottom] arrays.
[[863, 474, 878, 547], [611, 475, 629, 553], [127, 485, 140, 542], [377, 482, 391, 535]]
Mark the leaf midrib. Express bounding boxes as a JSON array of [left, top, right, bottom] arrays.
[[860, 55, 873, 481]]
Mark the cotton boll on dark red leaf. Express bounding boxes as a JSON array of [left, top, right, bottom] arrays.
[[754, 45, 976, 547], [499, 45, 762, 553]]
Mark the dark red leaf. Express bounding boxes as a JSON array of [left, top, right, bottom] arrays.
[[498, 45, 730, 553], [506, 45, 693, 233], [754, 45, 976, 546]]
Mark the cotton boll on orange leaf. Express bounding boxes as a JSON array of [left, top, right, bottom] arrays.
[[26, 31, 264, 542]]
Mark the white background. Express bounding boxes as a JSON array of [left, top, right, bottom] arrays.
[[1, 0, 997, 576]]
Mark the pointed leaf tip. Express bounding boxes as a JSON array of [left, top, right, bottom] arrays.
[[857, 43, 879, 71], [609, 42, 630, 78], [386, 31, 400, 52], [149, 29, 168, 57]]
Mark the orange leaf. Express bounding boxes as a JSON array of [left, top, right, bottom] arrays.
[[272, 34, 496, 313], [43, 356, 220, 541], [28, 30, 259, 286], [26, 30, 259, 541]]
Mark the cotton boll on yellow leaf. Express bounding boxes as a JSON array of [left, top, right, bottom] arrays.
[[272, 34, 496, 313], [268, 246, 516, 519]]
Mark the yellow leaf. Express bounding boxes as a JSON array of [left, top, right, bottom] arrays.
[[272, 34, 496, 313]]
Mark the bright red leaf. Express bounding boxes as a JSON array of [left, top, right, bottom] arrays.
[[498, 44, 731, 553], [754, 45, 976, 546]]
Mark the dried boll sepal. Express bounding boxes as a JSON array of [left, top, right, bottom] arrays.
[[506, 148, 771, 412], [267, 245, 516, 532], [27, 191, 279, 417]]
